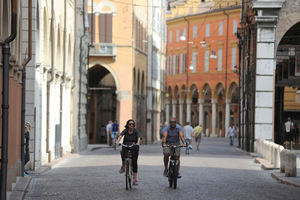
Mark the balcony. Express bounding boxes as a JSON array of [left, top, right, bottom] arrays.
[[90, 43, 117, 57]]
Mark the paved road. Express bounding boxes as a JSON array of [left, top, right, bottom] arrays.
[[25, 137, 300, 200]]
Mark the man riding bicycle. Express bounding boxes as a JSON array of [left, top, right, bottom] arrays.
[[162, 117, 186, 178]]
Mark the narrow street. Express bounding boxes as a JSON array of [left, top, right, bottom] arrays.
[[25, 138, 300, 200]]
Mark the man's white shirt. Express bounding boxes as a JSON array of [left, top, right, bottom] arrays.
[[183, 125, 194, 139]]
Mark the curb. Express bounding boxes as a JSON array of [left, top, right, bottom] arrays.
[[271, 172, 300, 188]]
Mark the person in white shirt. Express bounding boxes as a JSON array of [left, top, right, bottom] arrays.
[[284, 117, 294, 150], [227, 124, 236, 146], [183, 122, 194, 149], [106, 120, 112, 146]]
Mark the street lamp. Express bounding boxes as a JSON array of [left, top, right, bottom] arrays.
[[166, 2, 172, 15], [180, 30, 186, 41]]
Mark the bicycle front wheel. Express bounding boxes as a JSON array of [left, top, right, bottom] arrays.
[[125, 161, 129, 190], [129, 161, 132, 188], [173, 162, 178, 189]]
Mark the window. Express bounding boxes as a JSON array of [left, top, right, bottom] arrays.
[[167, 56, 170, 75], [205, 51, 209, 72], [218, 49, 223, 71], [165, 25, 167, 44], [183, 28, 186, 38], [176, 29, 179, 42], [192, 52, 197, 73], [183, 54, 186, 73], [99, 14, 112, 43], [193, 26, 197, 38], [231, 48, 237, 69], [180, 54, 183, 73], [169, 31, 172, 43], [233, 20, 237, 34], [206, 24, 210, 37], [173, 55, 178, 74], [169, 56, 172, 74], [219, 22, 223, 36], [152, 52, 158, 79]]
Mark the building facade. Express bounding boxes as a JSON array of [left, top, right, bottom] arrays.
[[238, 0, 300, 152], [146, 0, 167, 143], [166, 0, 240, 137], [24, 0, 89, 170], [87, 0, 147, 144], [0, 0, 25, 195]]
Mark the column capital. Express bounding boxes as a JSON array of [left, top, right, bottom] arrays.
[[166, 100, 171, 105], [179, 99, 185, 104], [186, 99, 192, 104], [211, 98, 217, 104], [198, 99, 205, 104], [225, 98, 231, 104]]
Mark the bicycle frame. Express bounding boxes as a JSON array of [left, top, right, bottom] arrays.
[[185, 139, 190, 155], [121, 143, 135, 190], [166, 144, 182, 189]]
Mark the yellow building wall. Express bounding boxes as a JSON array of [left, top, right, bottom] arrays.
[[284, 87, 300, 110]]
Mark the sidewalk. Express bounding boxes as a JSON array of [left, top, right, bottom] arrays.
[[7, 144, 111, 200], [235, 147, 300, 188]]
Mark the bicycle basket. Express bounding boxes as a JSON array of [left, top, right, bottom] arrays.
[[124, 151, 133, 158]]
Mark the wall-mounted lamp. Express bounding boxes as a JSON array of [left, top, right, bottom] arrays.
[[189, 65, 193, 70], [201, 38, 206, 48], [210, 51, 217, 59], [166, 2, 172, 15], [180, 30, 186, 41]]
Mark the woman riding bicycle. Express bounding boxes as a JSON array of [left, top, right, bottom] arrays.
[[116, 119, 141, 186]]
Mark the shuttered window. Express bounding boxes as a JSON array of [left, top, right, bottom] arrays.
[[88, 14, 95, 42], [218, 49, 223, 71], [233, 20, 237, 34], [206, 24, 210, 37], [219, 22, 223, 36], [99, 13, 112, 43], [192, 52, 197, 73], [193, 26, 197, 38], [205, 51, 209, 72], [231, 48, 237, 69], [169, 31, 172, 43]]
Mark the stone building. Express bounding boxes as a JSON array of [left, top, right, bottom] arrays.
[[87, 0, 148, 143], [23, 0, 89, 170], [166, 0, 240, 137], [237, 0, 300, 151]]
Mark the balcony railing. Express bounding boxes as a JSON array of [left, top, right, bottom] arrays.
[[90, 43, 117, 57]]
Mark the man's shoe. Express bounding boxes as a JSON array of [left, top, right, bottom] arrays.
[[133, 180, 138, 186], [177, 173, 181, 178], [163, 169, 168, 177], [24, 172, 29, 176], [119, 166, 124, 173], [189, 146, 193, 150]]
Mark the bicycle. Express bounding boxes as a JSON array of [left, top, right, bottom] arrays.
[[113, 134, 118, 150], [165, 144, 183, 189], [185, 139, 191, 155], [121, 143, 136, 190]]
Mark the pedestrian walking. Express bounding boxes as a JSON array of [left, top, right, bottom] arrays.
[[294, 124, 299, 145], [193, 124, 203, 150], [24, 125, 30, 176], [227, 124, 236, 146], [284, 117, 294, 150], [183, 122, 194, 149], [106, 120, 112, 146]]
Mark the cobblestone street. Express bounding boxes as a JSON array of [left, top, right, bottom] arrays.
[[25, 137, 300, 200]]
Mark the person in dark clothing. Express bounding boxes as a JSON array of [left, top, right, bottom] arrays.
[[24, 125, 30, 176], [294, 124, 299, 145], [116, 119, 141, 186]]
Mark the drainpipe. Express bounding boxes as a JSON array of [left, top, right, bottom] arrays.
[[46, 0, 55, 162], [79, 0, 86, 151], [59, 0, 67, 158], [21, 0, 32, 176], [1, 2, 17, 198]]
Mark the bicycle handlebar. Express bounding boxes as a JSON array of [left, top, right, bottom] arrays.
[[165, 144, 183, 148], [120, 143, 137, 148]]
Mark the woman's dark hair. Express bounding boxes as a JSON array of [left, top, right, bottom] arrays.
[[125, 119, 135, 129]]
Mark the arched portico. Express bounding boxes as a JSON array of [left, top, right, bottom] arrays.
[[87, 61, 119, 144]]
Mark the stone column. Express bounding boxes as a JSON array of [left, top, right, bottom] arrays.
[[172, 100, 176, 119], [225, 98, 231, 134], [186, 99, 192, 122], [198, 99, 204, 126], [252, 0, 284, 141], [165, 100, 170, 123], [211, 99, 218, 137], [179, 99, 184, 125]]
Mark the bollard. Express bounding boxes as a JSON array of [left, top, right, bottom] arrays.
[[266, 142, 271, 162], [274, 145, 283, 168], [280, 149, 289, 173], [256, 138, 260, 154], [270, 143, 275, 164], [263, 141, 267, 158], [285, 151, 297, 177]]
